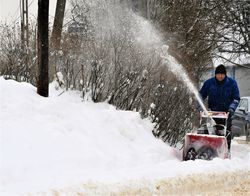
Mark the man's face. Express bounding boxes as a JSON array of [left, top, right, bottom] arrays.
[[215, 73, 226, 81]]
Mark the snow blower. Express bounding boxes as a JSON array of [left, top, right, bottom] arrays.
[[183, 111, 229, 161]]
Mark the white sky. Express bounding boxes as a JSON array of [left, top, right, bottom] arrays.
[[0, 0, 58, 23]]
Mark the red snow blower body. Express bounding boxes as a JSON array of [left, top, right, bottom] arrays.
[[183, 111, 229, 161]]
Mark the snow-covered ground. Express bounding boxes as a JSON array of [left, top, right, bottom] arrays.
[[0, 77, 249, 195]]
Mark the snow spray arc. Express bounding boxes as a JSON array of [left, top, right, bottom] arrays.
[[160, 45, 209, 116], [159, 45, 217, 128], [125, 7, 210, 117], [130, 14, 209, 116]]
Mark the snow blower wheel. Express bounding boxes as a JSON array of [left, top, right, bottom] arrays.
[[197, 146, 217, 160], [184, 148, 197, 161]]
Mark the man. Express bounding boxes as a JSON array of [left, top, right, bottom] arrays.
[[199, 64, 240, 151]]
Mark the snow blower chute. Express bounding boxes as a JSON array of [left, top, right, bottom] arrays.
[[183, 111, 229, 161]]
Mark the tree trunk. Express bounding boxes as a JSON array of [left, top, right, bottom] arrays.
[[37, 0, 49, 97], [51, 0, 66, 50]]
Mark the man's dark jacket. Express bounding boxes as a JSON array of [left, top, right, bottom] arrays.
[[199, 76, 240, 112]]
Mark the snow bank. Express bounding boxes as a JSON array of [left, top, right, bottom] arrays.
[[0, 77, 249, 195]]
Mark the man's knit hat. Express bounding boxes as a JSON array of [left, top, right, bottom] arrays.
[[215, 64, 227, 75]]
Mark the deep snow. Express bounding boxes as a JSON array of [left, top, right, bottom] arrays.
[[0, 77, 249, 195]]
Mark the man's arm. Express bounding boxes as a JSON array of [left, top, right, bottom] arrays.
[[229, 81, 240, 111]]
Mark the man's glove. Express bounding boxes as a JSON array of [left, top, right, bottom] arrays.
[[228, 108, 234, 118]]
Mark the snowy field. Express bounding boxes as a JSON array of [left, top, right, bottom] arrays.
[[0, 77, 249, 195]]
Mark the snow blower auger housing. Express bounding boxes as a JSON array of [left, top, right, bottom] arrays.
[[183, 111, 229, 161]]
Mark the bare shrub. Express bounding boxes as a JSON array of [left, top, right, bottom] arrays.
[[0, 22, 37, 84]]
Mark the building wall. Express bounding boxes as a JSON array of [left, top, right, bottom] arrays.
[[234, 67, 250, 97]]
